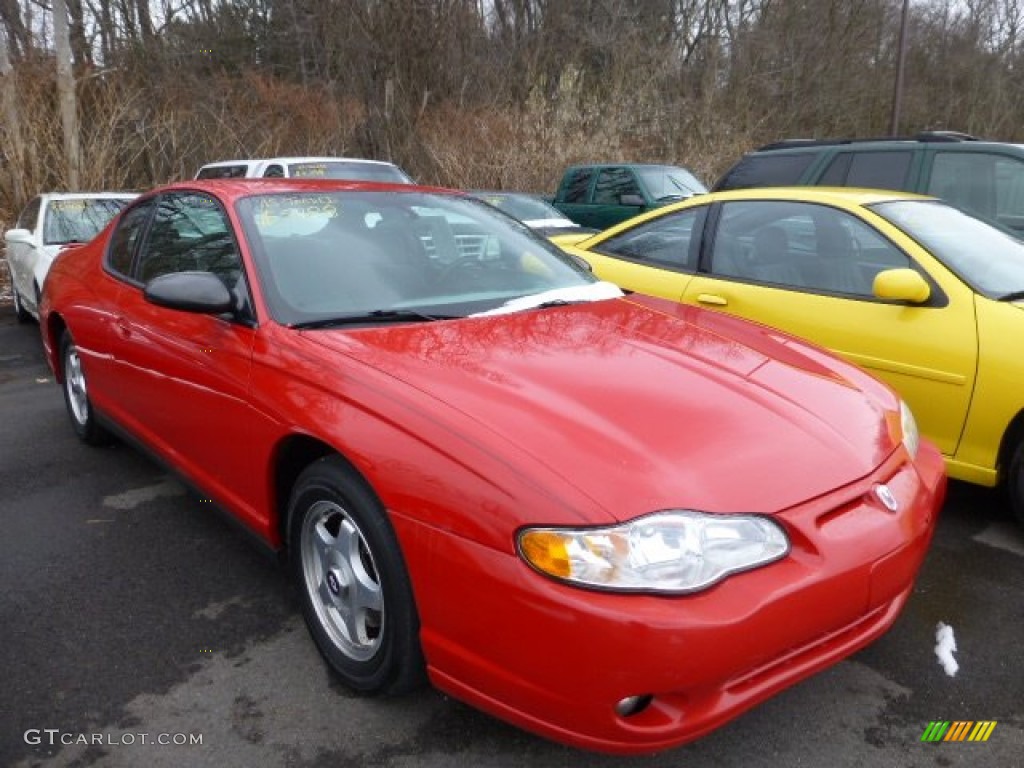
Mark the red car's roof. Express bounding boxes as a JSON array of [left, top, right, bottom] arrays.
[[150, 178, 461, 202]]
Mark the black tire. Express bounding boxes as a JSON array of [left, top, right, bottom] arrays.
[[12, 285, 32, 323], [60, 331, 112, 446], [1008, 440, 1024, 526], [288, 456, 425, 695]]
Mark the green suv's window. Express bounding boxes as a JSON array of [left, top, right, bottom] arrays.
[[713, 153, 815, 191], [928, 151, 1024, 233], [820, 151, 912, 190]]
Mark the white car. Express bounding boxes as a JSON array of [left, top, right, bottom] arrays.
[[194, 156, 414, 183], [5, 192, 137, 321]]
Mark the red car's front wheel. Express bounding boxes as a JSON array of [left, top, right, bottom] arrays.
[[288, 456, 425, 695]]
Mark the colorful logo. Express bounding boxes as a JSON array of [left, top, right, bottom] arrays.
[[921, 721, 997, 742]]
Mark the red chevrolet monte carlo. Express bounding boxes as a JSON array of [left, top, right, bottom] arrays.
[[39, 179, 945, 754]]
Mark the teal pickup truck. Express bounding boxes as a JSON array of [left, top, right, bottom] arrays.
[[550, 163, 707, 229]]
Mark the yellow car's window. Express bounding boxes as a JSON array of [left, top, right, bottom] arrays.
[[595, 208, 705, 271], [710, 201, 911, 297]]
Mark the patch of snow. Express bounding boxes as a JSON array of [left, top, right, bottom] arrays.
[[972, 521, 1024, 557], [102, 477, 185, 510], [934, 622, 959, 677]]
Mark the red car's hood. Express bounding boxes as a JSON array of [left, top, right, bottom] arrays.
[[303, 296, 898, 520]]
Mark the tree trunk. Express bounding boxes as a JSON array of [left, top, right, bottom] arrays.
[[0, 24, 25, 202], [54, 0, 81, 189], [67, 0, 92, 69], [0, 0, 30, 60]]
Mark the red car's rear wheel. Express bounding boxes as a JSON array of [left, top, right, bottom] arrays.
[[60, 331, 111, 446]]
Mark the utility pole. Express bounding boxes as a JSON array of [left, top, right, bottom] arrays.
[[889, 0, 910, 136]]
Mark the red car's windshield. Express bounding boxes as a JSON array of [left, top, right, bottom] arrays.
[[236, 190, 598, 325]]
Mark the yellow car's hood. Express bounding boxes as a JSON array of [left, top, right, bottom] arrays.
[[549, 231, 598, 248]]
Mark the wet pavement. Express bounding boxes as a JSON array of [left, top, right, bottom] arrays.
[[1, 312, 1021, 767]]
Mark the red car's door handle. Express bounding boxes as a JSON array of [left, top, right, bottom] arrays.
[[116, 317, 132, 337], [696, 293, 728, 306]]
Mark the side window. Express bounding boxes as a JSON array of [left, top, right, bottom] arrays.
[[135, 193, 242, 287], [593, 168, 641, 205], [711, 201, 810, 286], [713, 153, 815, 191], [596, 207, 705, 270], [562, 168, 593, 203], [106, 200, 155, 277], [927, 151, 1024, 230], [263, 164, 285, 178], [994, 156, 1024, 232], [710, 201, 909, 297], [808, 210, 910, 296], [844, 151, 912, 190], [16, 197, 42, 231]]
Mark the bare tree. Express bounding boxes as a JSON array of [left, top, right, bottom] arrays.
[[0, 0, 31, 60], [54, 0, 82, 188], [0, 24, 25, 201], [67, 0, 92, 67]]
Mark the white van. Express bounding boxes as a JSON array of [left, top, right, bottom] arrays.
[[195, 156, 414, 183]]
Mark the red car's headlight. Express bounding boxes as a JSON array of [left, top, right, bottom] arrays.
[[518, 511, 789, 594], [900, 400, 920, 458]]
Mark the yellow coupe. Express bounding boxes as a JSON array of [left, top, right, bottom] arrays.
[[558, 188, 1024, 521]]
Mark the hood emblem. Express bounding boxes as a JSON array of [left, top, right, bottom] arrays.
[[873, 483, 899, 513]]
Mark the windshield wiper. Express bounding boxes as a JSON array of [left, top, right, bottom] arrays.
[[291, 309, 456, 329], [533, 299, 581, 309], [997, 290, 1024, 302]]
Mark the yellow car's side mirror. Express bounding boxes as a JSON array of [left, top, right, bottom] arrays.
[[873, 268, 931, 304]]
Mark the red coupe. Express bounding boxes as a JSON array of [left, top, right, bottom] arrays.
[[39, 179, 945, 754]]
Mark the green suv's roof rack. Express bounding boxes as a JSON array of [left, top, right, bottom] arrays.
[[756, 131, 980, 152]]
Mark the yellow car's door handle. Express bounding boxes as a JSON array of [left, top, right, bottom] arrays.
[[696, 293, 728, 306]]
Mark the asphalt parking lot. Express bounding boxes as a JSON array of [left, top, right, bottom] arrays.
[[1, 311, 1022, 768]]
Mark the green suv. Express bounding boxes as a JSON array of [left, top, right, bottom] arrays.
[[713, 132, 1024, 233]]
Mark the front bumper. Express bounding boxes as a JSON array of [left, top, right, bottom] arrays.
[[394, 441, 946, 754]]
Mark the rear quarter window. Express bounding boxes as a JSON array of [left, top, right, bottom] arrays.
[[713, 153, 816, 190], [106, 200, 155, 278]]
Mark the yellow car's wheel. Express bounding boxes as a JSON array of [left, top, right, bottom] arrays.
[[1010, 441, 1024, 525]]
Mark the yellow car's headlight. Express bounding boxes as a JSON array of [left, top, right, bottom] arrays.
[[518, 511, 789, 594]]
